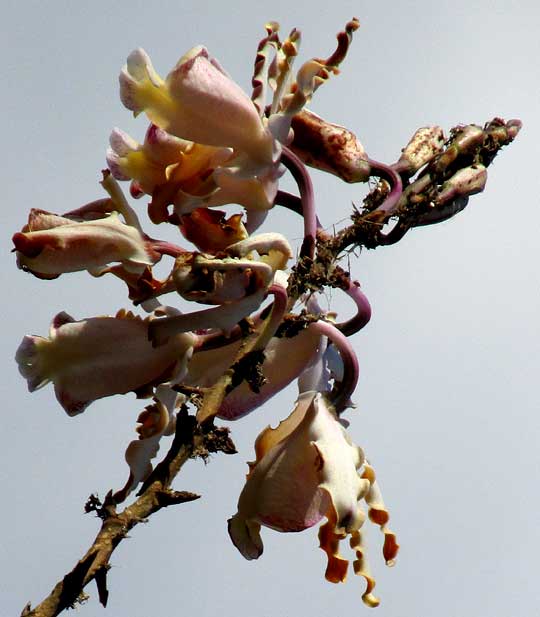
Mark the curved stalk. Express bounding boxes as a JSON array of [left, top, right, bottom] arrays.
[[274, 189, 324, 229], [280, 147, 317, 259], [335, 281, 372, 337], [310, 320, 359, 415], [365, 158, 403, 219]]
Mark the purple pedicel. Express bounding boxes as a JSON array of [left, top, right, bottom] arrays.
[[366, 158, 403, 218], [336, 281, 372, 337], [280, 147, 317, 259], [311, 320, 359, 415]]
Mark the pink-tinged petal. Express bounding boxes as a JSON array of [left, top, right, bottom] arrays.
[[106, 154, 130, 183], [15, 335, 50, 391], [119, 47, 275, 166], [62, 198, 116, 221], [187, 325, 323, 420], [122, 434, 161, 492], [227, 392, 327, 552], [109, 126, 140, 158], [143, 123, 193, 161], [13, 212, 157, 278], [209, 163, 281, 211], [107, 125, 194, 196], [228, 391, 397, 606], [107, 127, 140, 181], [119, 48, 166, 114], [15, 310, 195, 416], [165, 47, 274, 163], [227, 516, 264, 561]]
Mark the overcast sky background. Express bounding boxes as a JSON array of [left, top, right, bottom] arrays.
[[2, 1, 539, 616]]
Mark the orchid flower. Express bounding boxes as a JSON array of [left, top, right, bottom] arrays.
[[120, 47, 276, 164], [228, 390, 398, 607], [108, 122, 282, 224], [12, 209, 160, 280], [110, 19, 361, 230], [108, 124, 231, 198], [15, 310, 195, 416], [148, 233, 292, 346], [227, 314, 398, 605], [115, 47, 282, 219]]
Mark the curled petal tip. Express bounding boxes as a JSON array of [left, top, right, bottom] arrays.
[[12, 232, 43, 258], [506, 118, 522, 138], [119, 48, 163, 113], [227, 515, 263, 560]]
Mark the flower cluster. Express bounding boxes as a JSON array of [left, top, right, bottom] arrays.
[[14, 16, 519, 609]]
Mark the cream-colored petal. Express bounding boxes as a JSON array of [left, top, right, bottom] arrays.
[[13, 212, 155, 278], [17, 311, 195, 416], [186, 325, 322, 420]]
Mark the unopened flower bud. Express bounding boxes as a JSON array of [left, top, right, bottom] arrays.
[[452, 124, 485, 152], [437, 164, 487, 204], [505, 119, 522, 140], [290, 109, 371, 183], [485, 118, 523, 146], [432, 125, 485, 174], [395, 126, 444, 175]]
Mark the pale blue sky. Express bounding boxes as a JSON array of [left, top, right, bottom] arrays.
[[2, 1, 539, 616]]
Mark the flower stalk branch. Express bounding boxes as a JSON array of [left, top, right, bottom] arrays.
[[13, 15, 521, 615], [20, 409, 235, 617]]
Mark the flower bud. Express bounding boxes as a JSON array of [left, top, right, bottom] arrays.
[[290, 109, 371, 183], [437, 164, 487, 204], [395, 126, 444, 174]]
